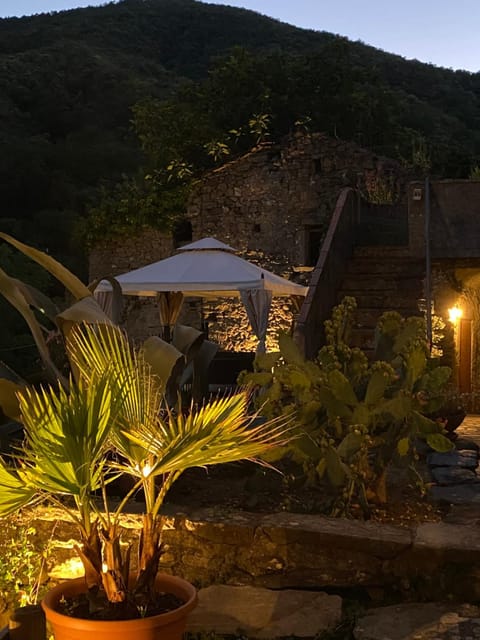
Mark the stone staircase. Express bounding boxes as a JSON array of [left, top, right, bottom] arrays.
[[337, 248, 426, 357]]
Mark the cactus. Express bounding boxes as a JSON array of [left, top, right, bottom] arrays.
[[240, 297, 453, 515]]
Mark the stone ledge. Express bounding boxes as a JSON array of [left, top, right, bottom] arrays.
[[21, 506, 480, 598]]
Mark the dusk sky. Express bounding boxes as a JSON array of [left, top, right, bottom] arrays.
[[0, 0, 478, 73]]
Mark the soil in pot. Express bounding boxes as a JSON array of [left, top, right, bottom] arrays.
[[57, 588, 184, 621]]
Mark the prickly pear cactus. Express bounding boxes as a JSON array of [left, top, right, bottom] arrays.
[[240, 297, 453, 515]]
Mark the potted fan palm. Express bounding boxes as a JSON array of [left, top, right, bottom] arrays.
[[0, 323, 291, 640]]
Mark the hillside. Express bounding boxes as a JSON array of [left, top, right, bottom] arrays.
[[0, 0, 479, 371]]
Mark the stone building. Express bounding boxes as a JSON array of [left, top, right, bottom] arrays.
[[90, 131, 405, 352]]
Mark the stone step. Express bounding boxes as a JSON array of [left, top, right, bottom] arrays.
[[353, 308, 422, 328], [340, 275, 424, 293], [345, 258, 425, 277], [353, 245, 413, 258], [338, 290, 422, 310]]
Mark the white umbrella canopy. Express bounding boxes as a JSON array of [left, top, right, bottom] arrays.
[[95, 238, 308, 299]]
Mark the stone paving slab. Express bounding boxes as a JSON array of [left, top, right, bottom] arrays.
[[186, 585, 342, 638], [354, 603, 480, 640], [457, 415, 480, 447]]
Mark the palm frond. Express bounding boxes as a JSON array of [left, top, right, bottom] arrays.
[[17, 373, 114, 498], [0, 462, 36, 515], [119, 392, 293, 478]]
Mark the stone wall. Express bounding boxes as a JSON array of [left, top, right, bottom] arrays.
[[89, 132, 403, 351], [188, 131, 403, 266], [408, 180, 480, 258], [21, 506, 480, 603]]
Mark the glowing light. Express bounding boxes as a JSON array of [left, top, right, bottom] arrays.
[[142, 463, 152, 478], [448, 306, 463, 323]]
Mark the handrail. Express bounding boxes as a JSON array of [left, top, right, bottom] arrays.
[[294, 188, 358, 359]]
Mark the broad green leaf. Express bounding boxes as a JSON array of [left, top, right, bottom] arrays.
[[318, 387, 353, 420], [397, 437, 410, 456], [394, 316, 425, 353], [0, 379, 24, 421], [328, 370, 358, 406], [405, 349, 427, 390], [365, 369, 389, 405], [172, 324, 204, 362], [290, 369, 312, 390], [14, 280, 59, 322], [426, 433, 454, 453], [351, 403, 371, 427], [57, 297, 112, 340], [255, 351, 281, 371], [295, 434, 323, 459], [299, 400, 322, 424], [374, 394, 411, 420], [316, 457, 326, 479], [337, 432, 363, 459], [242, 372, 273, 387], [59, 298, 113, 380], [411, 410, 441, 435], [0, 232, 91, 300], [418, 366, 451, 393], [268, 380, 283, 402], [325, 448, 347, 487], [0, 267, 64, 384], [142, 336, 185, 393], [278, 332, 304, 366]]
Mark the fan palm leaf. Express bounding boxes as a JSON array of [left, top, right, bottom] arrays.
[[14, 372, 119, 534]]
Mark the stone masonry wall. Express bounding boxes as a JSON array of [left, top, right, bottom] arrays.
[[89, 132, 403, 351], [18, 506, 480, 603], [188, 131, 403, 266]]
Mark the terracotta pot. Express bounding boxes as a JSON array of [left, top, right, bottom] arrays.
[[41, 574, 197, 640]]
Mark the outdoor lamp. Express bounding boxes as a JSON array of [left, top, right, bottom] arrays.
[[448, 305, 462, 324]]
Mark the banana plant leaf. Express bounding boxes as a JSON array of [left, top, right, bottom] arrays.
[[0, 379, 25, 421], [142, 336, 185, 398], [0, 267, 65, 384], [13, 280, 60, 323], [0, 232, 91, 300]]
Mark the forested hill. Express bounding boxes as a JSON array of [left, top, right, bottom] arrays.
[[0, 0, 479, 265]]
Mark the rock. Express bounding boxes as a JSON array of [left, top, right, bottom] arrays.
[[454, 438, 479, 452], [354, 603, 480, 640], [445, 503, 480, 525], [414, 522, 480, 557], [427, 450, 478, 469], [186, 585, 342, 638], [430, 484, 480, 505], [430, 466, 480, 485]]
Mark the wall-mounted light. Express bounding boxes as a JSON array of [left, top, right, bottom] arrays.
[[448, 305, 463, 324]]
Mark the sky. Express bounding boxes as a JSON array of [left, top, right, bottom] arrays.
[[0, 0, 478, 73]]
